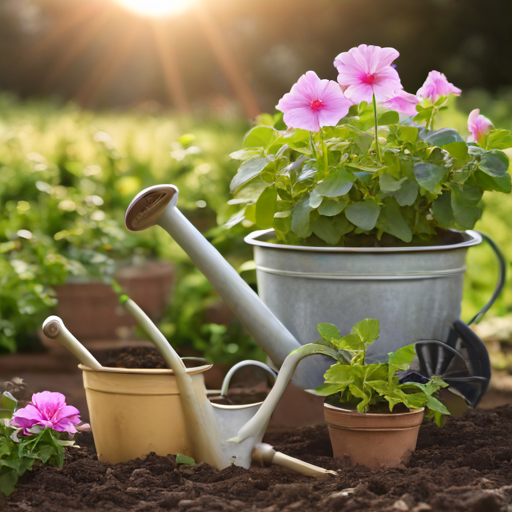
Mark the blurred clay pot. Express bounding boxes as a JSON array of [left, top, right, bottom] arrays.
[[324, 403, 425, 468], [80, 360, 211, 463], [51, 262, 173, 341]]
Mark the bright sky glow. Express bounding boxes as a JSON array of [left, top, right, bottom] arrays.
[[114, 0, 195, 18]]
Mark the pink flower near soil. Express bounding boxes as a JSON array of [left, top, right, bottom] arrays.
[[12, 391, 82, 435], [416, 70, 461, 102], [383, 89, 419, 117], [468, 109, 493, 143], [334, 44, 402, 103], [276, 71, 351, 132]]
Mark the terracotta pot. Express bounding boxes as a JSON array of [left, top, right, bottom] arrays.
[[80, 361, 211, 464], [324, 403, 425, 468], [51, 261, 173, 341]]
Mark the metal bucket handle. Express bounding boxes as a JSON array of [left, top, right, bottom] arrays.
[[220, 360, 277, 397], [467, 231, 507, 325]]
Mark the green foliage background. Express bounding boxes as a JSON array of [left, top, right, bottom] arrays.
[[0, 92, 511, 359]]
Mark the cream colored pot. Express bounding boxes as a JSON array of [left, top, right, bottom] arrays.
[[80, 363, 211, 464]]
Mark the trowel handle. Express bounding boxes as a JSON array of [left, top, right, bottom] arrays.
[[253, 443, 336, 477], [468, 232, 506, 325], [273, 451, 337, 477], [42, 316, 102, 370]]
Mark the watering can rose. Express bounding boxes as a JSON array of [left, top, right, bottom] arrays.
[[228, 44, 512, 247]]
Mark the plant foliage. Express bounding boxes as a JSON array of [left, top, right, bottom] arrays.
[[228, 102, 512, 246], [313, 319, 450, 425]]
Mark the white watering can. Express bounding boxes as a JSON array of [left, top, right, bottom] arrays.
[[124, 184, 331, 389], [42, 307, 337, 475]]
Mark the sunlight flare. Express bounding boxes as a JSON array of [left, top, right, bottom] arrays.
[[114, 0, 195, 18]]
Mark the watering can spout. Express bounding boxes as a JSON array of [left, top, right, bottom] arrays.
[[125, 185, 325, 389]]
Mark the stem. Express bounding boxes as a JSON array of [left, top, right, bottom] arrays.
[[319, 129, 329, 174], [372, 94, 381, 163]]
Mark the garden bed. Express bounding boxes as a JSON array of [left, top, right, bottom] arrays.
[[4, 406, 512, 512]]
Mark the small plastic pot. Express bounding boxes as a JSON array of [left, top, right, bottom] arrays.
[[80, 360, 211, 464], [324, 403, 425, 468]]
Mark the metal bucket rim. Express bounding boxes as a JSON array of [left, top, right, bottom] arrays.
[[245, 229, 481, 253], [78, 359, 212, 376]]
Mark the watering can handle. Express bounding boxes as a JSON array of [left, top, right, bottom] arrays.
[[467, 232, 507, 326]]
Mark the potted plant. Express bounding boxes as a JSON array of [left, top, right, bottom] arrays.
[[229, 44, 512, 357], [311, 318, 449, 468]]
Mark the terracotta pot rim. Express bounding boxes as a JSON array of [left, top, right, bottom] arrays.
[[324, 402, 425, 417]]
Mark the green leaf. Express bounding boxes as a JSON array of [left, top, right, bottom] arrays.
[[424, 128, 464, 146], [291, 197, 312, 238], [176, 453, 196, 466], [324, 364, 353, 388], [349, 385, 371, 413], [230, 157, 270, 192], [318, 198, 348, 217], [393, 180, 418, 206], [0, 392, 17, 419], [0, 468, 18, 496], [450, 183, 482, 229], [378, 110, 399, 126], [332, 214, 354, 235], [311, 217, 342, 245], [388, 344, 415, 367], [229, 148, 262, 161], [414, 162, 446, 193], [474, 170, 512, 193], [243, 126, 278, 148], [379, 174, 407, 193], [487, 129, 512, 150], [352, 319, 380, 344], [335, 334, 365, 352], [397, 126, 418, 143], [345, 200, 380, 231], [376, 198, 412, 243], [312, 168, 356, 198], [317, 323, 340, 341], [479, 150, 510, 177], [432, 191, 454, 226], [255, 186, 277, 229], [442, 142, 469, 161], [314, 383, 345, 396], [426, 395, 450, 415]]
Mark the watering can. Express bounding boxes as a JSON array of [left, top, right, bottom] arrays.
[[124, 184, 505, 394], [42, 307, 337, 474]]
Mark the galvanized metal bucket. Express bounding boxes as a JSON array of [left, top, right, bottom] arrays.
[[245, 229, 482, 360]]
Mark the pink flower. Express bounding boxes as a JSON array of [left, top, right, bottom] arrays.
[[383, 90, 419, 116], [416, 71, 461, 102], [276, 71, 351, 132], [12, 391, 82, 435], [334, 44, 402, 103], [468, 109, 493, 144]]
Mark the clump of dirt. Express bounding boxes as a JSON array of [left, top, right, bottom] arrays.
[[4, 406, 512, 511]]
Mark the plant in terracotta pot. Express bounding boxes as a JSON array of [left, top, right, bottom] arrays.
[[311, 318, 449, 468], [229, 43, 512, 362]]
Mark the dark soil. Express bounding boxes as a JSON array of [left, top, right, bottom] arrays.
[[4, 406, 512, 512], [101, 346, 168, 369]]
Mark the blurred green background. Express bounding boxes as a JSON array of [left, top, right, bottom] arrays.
[[0, 0, 511, 367]]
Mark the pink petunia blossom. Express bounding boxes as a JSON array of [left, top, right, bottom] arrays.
[[383, 89, 419, 117], [334, 44, 402, 104], [468, 109, 493, 144], [11, 391, 82, 435], [276, 71, 351, 132], [416, 71, 461, 102]]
